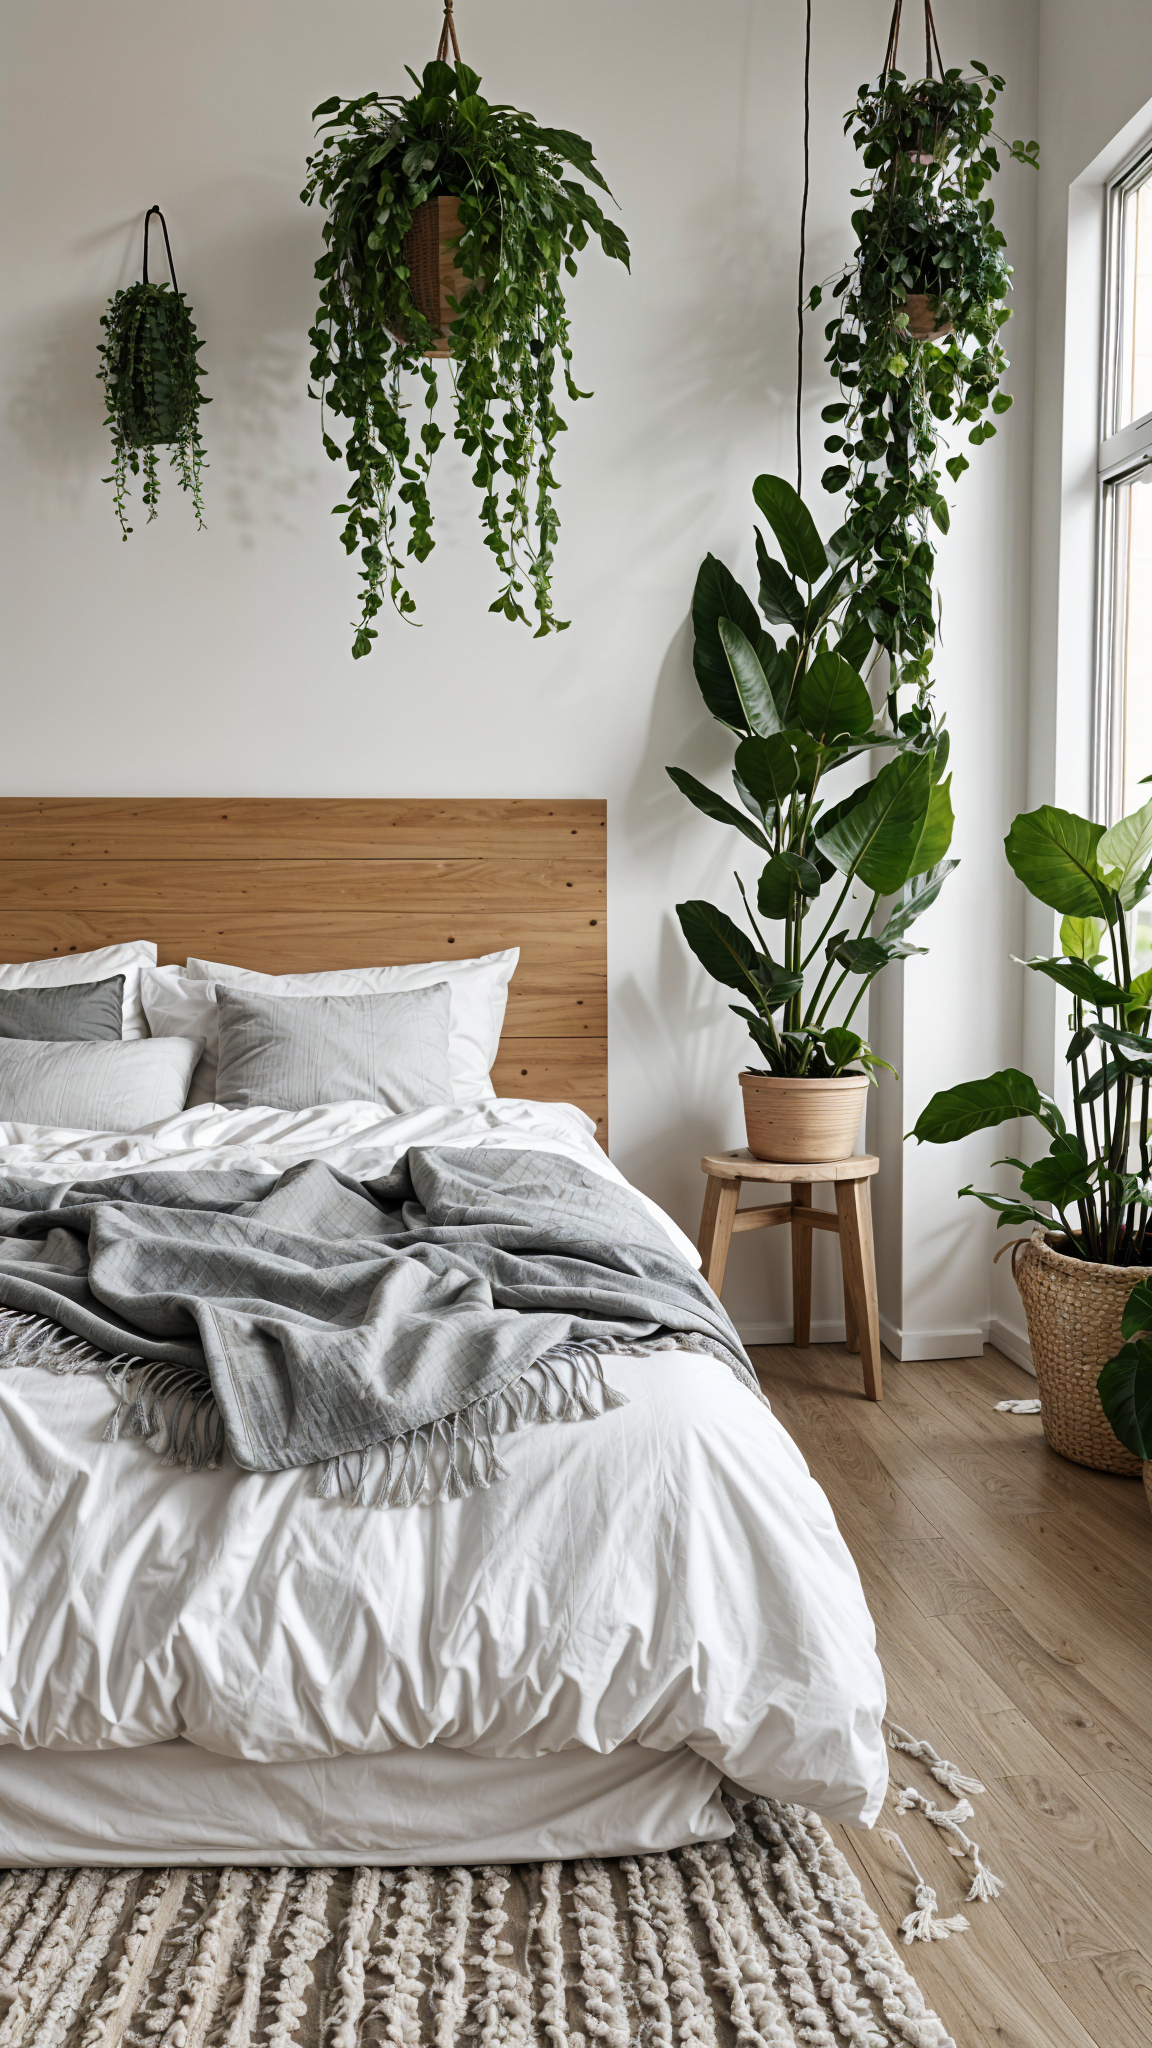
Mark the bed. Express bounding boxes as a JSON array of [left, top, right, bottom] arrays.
[[0, 799, 887, 1867]]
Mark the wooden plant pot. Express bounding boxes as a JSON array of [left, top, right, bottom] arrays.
[[739, 1072, 868, 1165], [902, 292, 953, 342], [1011, 1229, 1145, 1475], [393, 196, 476, 358]]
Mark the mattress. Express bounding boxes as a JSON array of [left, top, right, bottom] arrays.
[[0, 1737, 729, 1867], [0, 1094, 889, 1855]]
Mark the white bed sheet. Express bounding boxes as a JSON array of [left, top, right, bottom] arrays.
[[0, 1096, 888, 1832], [0, 1738, 730, 1867]]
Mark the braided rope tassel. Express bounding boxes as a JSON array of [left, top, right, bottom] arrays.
[[893, 1788, 1005, 1904], [877, 1832, 970, 1946], [886, 1724, 986, 1799]]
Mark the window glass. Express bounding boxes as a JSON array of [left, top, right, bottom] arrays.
[[1116, 173, 1152, 431]]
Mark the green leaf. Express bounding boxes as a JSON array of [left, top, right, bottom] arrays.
[[734, 735, 797, 815], [1004, 806, 1111, 918], [751, 474, 828, 584], [691, 555, 769, 731], [758, 850, 823, 920], [1018, 1142, 1093, 1210], [906, 771, 954, 878], [718, 618, 783, 736], [1120, 1278, 1152, 1341], [1096, 1342, 1152, 1458], [877, 859, 959, 943], [1015, 956, 1125, 1007], [1087, 1020, 1152, 1070], [824, 1026, 865, 1074], [911, 1068, 1067, 1145], [796, 649, 874, 742], [1097, 793, 1152, 908], [676, 901, 767, 1005], [1059, 915, 1105, 961], [816, 750, 934, 895], [836, 619, 875, 673], [828, 933, 926, 973], [666, 767, 771, 853], [1128, 968, 1152, 1013], [754, 533, 807, 633]]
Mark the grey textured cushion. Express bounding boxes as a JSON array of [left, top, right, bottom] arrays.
[[213, 983, 454, 1114], [0, 1037, 203, 1132], [0, 976, 125, 1043]]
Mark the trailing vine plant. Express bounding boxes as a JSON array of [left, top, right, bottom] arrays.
[[97, 208, 208, 538], [810, 2, 1037, 711], [301, 27, 629, 655]]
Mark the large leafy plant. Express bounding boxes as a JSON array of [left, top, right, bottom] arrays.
[[812, 63, 1036, 702], [301, 58, 629, 656], [97, 282, 208, 538], [1098, 1280, 1152, 1463], [912, 795, 1152, 1264], [668, 475, 957, 1080]]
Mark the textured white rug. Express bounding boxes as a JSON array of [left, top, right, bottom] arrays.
[[0, 1794, 955, 2047]]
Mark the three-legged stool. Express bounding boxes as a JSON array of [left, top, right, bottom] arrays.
[[698, 1149, 882, 1400]]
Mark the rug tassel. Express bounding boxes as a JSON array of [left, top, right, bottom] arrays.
[[878, 1830, 970, 1944], [894, 1787, 1005, 1904], [886, 1722, 986, 1798]]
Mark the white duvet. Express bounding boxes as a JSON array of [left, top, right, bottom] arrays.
[[0, 1097, 888, 1826]]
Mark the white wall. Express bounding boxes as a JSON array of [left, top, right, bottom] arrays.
[[0, 0, 1040, 1346]]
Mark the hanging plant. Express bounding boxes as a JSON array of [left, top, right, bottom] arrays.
[[809, 0, 1037, 708], [300, 3, 629, 656], [97, 207, 208, 538]]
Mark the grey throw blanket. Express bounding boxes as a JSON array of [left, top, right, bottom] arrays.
[[0, 1146, 756, 1506]]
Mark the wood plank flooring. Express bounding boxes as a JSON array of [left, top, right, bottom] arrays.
[[750, 1340, 1152, 2048]]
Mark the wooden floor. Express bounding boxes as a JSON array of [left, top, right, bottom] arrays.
[[751, 1339, 1152, 2048]]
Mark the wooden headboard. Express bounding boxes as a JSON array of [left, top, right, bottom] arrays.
[[0, 799, 608, 1143]]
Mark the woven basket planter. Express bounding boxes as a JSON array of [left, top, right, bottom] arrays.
[[1012, 1229, 1145, 1475], [391, 196, 475, 357]]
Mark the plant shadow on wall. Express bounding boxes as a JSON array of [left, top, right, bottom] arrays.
[[301, 50, 629, 656]]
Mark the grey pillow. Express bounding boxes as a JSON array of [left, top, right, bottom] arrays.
[[0, 1038, 203, 1132], [213, 983, 454, 1113], [0, 976, 125, 1043]]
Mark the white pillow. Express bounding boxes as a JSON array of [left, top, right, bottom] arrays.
[[0, 1037, 202, 1133], [0, 942, 157, 1040], [139, 967, 219, 1105], [182, 949, 518, 1104]]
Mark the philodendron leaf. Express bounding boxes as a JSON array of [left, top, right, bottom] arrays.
[[824, 1026, 864, 1073], [735, 734, 798, 814], [718, 617, 783, 736], [1087, 1019, 1152, 1069], [1096, 1341, 1152, 1459], [676, 900, 767, 1006], [1014, 956, 1126, 1007], [816, 750, 935, 896], [911, 1068, 1067, 1144], [751, 473, 829, 584], [1097, 793, 1152, 908], [828, 934, 926, 974], [1128, 969, 1152, 1014], [692, 555, 771, 732], [836, 618, 875, 673], [754, 529, 807, 633], [877, 859, 959, 943], [1120, 1277, 1152, 1340], [1059, 914, 1105, 961], [905, 772, 955, 879], [796, 648, 874, 743], [665, 767, 772, 853], [1018, 1141, 1093, 1210], [1004, 806, 1111, 918], [758, 850, 823, 919]]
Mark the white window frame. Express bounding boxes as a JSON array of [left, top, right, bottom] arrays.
[[1094, 142, 1152, 825]]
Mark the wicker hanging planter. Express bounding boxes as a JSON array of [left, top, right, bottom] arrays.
[[901, 292, 953, 341], [1011, 1230, 1146, 1475], [389, 195, 476, 357]]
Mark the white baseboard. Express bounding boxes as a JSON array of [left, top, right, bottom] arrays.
[[736, 1318, 847, 1346], [987, 1315, 1036, 1376], [877, 1313, 987, 1361]]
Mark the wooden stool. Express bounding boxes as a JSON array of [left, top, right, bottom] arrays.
[[698, 1149, 882, 1401]]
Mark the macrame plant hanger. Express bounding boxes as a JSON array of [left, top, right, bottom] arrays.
[[142, 205, 179, 293], [435, 0, 462, 64], [881, 0, 945, 82]]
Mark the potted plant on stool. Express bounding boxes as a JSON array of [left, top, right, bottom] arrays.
[[912, 796, 1152, 1475], [668, 473, 957, 1163]]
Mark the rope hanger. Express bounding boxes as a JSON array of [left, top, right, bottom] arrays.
[[882, 0, 945, 81], [142, 205, 179, 293], [435, 0, 462, 64]]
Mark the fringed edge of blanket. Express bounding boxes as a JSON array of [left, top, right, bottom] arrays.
[[0, 1308, 742, 1509]]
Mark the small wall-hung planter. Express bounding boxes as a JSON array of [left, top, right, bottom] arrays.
[[97, 207, 208, 538]]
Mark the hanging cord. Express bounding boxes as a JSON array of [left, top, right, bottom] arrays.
[[881, 0, 944, 82], [142, 206, 179, 293], [435, 0, 462, 64], [795, 0, 812, 494]]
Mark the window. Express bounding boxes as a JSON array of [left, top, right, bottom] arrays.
[[1097, 149, 1152, 843]]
